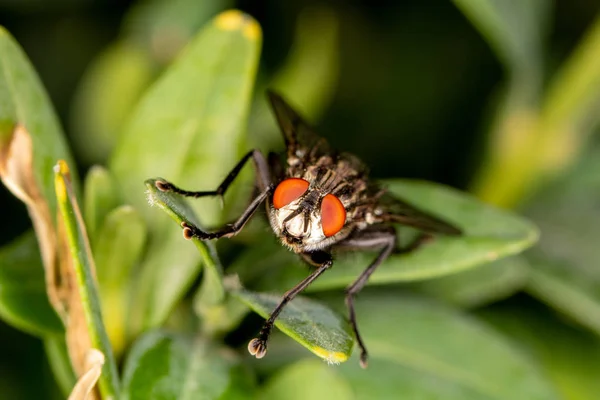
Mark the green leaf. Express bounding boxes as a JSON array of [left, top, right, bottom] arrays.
[[70, 42, 154, 164], [258, 359, 353, 400], [145, 178, 246, 335], [466, 7, 600, 208], [110, 10, 261, 227], [538, 15, 600, 172], [71, 0, 233, 164], [523, 145, 600, 336], [409, 256, 528, 308], [54, 161, 119, 398], [232, 179, 538, 293], [44, 336, 76, 397], [333, 291, 559, 400], [527, 262, 600, 336], [144, 179, 225, 313], [94, 205, 147, 356], [231, 288, 354, 364], [110, 10, 261, 333], [94, 205, 147, 291], [121, 331, 256, 400], [479, 303, 600, 400], [0, 26, 78, 210], [83, 165, 120, 240], [0, 232, 62, 336]]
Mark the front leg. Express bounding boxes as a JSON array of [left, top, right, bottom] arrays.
[[248, 251, 333, 359], [154, 149, 273, 240], [181, 184, 273, 240], [156, 149, 272, 196]]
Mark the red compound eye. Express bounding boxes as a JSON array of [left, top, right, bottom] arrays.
[[321, 194, 346, 237], [273, 178, 310, 209]]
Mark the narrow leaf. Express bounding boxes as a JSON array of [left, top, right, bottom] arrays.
[[54, 160, 119, 398], [524, 145, 600, 337], [454, 0, 551, 207], [231, 288, 354, 364], [83, 165, 121, 240], [44, 336, 77, 397], [538, 15, 600, 173], [145, 179, 225, 307], [94, 205, 147, 356], [121, 331, 256, 400], [0, 232, 62, 336]]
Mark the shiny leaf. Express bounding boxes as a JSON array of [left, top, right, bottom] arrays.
[[231, 288, 354, 364]]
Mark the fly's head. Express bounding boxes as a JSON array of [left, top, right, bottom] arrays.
[[268, 177, 353, 253]]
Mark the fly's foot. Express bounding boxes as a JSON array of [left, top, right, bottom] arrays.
[[181, 222, 196, 240], [155, 180, 173, 192], [359, 350, 369, 369], [247, 337, 268, 359]]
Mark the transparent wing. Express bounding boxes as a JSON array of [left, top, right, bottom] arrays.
[[267, 90, 333, 160], [378, 191, 462, 235]]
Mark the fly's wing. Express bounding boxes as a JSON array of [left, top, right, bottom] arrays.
[[267, 90, 333, 162], [378, 191, 462, 236]]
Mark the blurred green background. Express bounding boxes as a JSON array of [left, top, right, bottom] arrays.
[[2, 0, 600, 398]]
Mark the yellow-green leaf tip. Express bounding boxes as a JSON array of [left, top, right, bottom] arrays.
[[214, 10, 261, 40], [312, 346, 349, 365], [54, 160, 70, 203]]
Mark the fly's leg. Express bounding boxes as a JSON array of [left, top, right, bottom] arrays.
[[154, 149, 272, 240], [339, 229, 434, 368], [341, 230, 396, 368], [248, 251, 333, 359], [156, 149, 271, 196], [180, 186, 272, 240]]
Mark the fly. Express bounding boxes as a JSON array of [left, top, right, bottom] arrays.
[[154, 90, 462, 368]]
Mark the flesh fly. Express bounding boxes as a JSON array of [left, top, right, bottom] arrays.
[[154, 91, 462, 367]]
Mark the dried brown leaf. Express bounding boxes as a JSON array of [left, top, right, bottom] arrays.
[[0, 126, 101, 398], [67, 348, 105, 400], [0, 124, 66, 316]]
